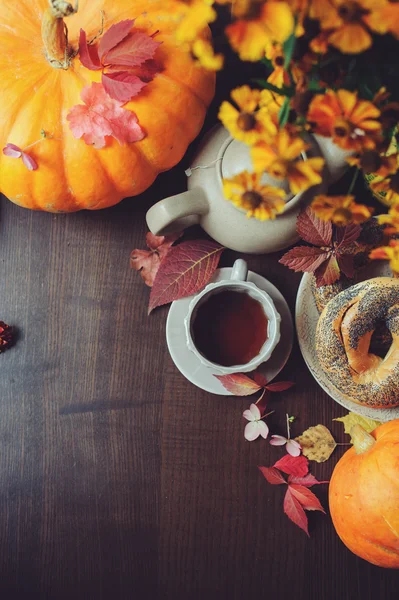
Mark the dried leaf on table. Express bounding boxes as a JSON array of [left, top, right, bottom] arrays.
[[258, 467, 286, 485], [273, 454, 309, 477], [334, 412, 382, 440], [130, 232, 182, 287], [288, 473, 329, 487], [215, 373, 262, 396], [148, 240, 224, 313], [283, 486, 310, 536], [295, 424, 337, 462], [289, 484, 325, 513], [296, 207, 333, 247]]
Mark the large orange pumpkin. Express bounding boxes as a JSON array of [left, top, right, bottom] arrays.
[[329, 421, 399, 568], [0, 0, 215, 211]]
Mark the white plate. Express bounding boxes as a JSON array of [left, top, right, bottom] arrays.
[[295, 263, 399, 422], [166, 267, 294, 395]]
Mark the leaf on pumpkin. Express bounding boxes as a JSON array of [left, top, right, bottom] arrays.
[[148, 240, 224, 313], [258, 466, 287, 485], [214, 373, 262, 396], [333, 412, 382, 440], [288, 473, 329, 487], [296, 207, 332, 247], [295, 424, 337, 463], [284, 486, 310, 536], [273, 454, 309, 477], [67, 83, 145, 149], [130, 232, 182, 287], [98, 19, 136, 59], [102, 71, 147, 103]]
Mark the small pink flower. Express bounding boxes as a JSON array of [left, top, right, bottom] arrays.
[[3, 143, 38, 171], [270, 435, 301, 457], [243, 403, 269, 441]]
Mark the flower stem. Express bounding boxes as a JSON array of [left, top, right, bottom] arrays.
[[286, 413, 291, 439], [261, 410, 275, 420], [347, 167, 360, 196]]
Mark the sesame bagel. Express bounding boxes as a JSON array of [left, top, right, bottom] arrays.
[[316, 277, 399, 408]]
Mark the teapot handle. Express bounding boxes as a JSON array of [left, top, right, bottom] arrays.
[[146, 188, 209, 236]]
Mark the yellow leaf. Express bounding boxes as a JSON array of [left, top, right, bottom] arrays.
[[295, 424, 337, 463], [333, 412, 381, 442]]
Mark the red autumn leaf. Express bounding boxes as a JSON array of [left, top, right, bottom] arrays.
[[273, 454, 309, 477], [284, 487, 309, 536], [258, 467, 287, 485], [148, 240, 224, 313], [265, 381, 295, 392], [79, 19, 161, 103], [130, 232, 182, 287], [67, 83, 145, 149], [279, 246, 329, 273], [336, 253, 355, 279], [253, 372, 268, 388], [296, 207, 332, 247], [335, 223, 361, 248], [214, 373, 261, 396], [314, 253, 340, 286], [289, 484, 326, 513], [288, 474, 329, 487]]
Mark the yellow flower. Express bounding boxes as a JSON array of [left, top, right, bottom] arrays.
[[176, 0, 216, 43], [192, 38, 224, 70], [265, 43, 290, 89], [311, 194, 374, 226], [370, 240, 399, 274], [307, 89, 382, 152], [226, 1, 294, 61], [378, 203, 399, 234], [309, 0, 389, 54], [223, 171, 286, 220], [309, 32, 330, 54], [251, 130, 325, 195], [218, 86, 277, 145], [259, 89, 284, 116], [371, 172, 399, 204], [346, 151, 398, 177]]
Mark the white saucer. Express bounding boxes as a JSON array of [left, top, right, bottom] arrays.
[[166, 267, 294, 395], [296, 262, 399, 422]]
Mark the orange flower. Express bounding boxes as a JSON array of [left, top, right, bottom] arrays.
[[265, 42, 291, 88], [370, 240, 399, 274], [223, 171, 286, 220], [371, 172, 399, 204], [307, 89, 382, 152], [251, 130, 325, 195], [311, 194, 374, 226], [346, 151, 398, 177], [226, 1, 294, 61], [378, 203, 399, 235], [218, 85, 277, 145], [310, 0, 389, 54]]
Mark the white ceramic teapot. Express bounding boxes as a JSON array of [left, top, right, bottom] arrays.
[[146, 125, 349, 254]]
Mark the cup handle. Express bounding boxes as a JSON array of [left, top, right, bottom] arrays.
[[230, 259, 248, 282], [146, 188, 209, 236]]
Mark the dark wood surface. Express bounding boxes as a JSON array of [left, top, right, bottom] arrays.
[[1, 80, 399, 600]]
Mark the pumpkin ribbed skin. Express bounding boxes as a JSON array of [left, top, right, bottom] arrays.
[[329, 420, 399, 568], [0, 0, 215, 211]]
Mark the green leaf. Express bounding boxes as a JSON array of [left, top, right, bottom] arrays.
[[278, 96, 291, 127], [261, 56, 273, 70], [283, 30, 296, 70], [252, 79, 294, 97]]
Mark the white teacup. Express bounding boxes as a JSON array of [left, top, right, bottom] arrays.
[[184, 259, 281, 374]]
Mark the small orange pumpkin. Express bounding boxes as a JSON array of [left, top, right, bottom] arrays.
[[0, 0, 215, 211], [329, 421, 399, 568]]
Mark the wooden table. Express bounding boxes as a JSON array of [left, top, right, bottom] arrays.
[[1, 110, 399, 600]]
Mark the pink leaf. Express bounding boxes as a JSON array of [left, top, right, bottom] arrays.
[[98, 19, 135, 61], [102, 71, 147, 103], [129, 59, 160, 82], [104, 31, 161, 68], [296, 207, 332, 246], [279, 246, 328, 273], [148, 240, 224, 313], [289, 484, 326, 513], [335, 223, 361, 248], [265, 381, 295, 392], [3, 143, 22, 158], [284, 487, 309, 536], [21, 152, 38, 171], [288, 474, 329, 487], [258, 466, 287, 485], [273, 454, 309, 477], [253, 372, 268, 388], [130, 232, 181, 287], [67, 83, 145, 149], [79, 29, 102, 70], [215, 373, 261, 396]]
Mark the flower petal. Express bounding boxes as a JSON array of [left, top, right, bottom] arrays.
[[21, 152, 38, 171], [286, 439, 302, 457], [244, 422, 260, 441], [257, 420, 269, 440], [243, 409, 256, 422], [3, 143, 22, 158], [249, 403, 261, 420], [270, 435, 288, 446]]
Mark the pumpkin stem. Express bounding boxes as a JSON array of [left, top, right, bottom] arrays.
[[351, 424, 376, 454], [42, 0, 78, 69]]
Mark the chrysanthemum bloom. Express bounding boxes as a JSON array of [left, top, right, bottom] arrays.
[[371, 171, 399, 204], [251, 130, 325, 195], [222, 171, 286, 220], [218, 86, 277, 145], [310, 0, 389, 54], [378, 203, 399, 235], [265, 42, 291, 88], [347, 151, 398, 177], [311, 194, 374, 226], [259, 89, 284, 117], [226, 1, 294, 61], [307, 89, 382, 152], [192, 38, 224, 70], [370, 240, 399, 274]]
